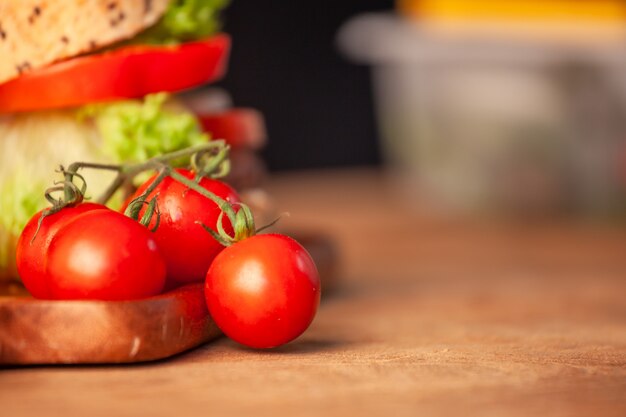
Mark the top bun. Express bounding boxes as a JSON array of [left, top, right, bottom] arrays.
[[0, 0, 171, 84]]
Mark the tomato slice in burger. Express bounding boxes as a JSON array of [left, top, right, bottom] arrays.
[[197, 108, 267, 149], [0, 34, 230, 113]]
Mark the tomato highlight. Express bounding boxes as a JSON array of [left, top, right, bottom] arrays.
[[16, 203, 109, 299], [205, 234, 321, 349], [45, 210, 166, 301]]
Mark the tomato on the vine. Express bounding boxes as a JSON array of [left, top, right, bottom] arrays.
[[126, 168, 240, 287], [45, 210, 166, 301], [205, 234, 321, 349], [16, 203, 108, 299]]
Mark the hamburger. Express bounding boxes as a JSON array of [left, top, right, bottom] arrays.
[[0, 0, 267, 282]]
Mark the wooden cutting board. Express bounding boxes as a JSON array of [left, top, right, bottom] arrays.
[[0, 232, 338, 365], [0, 283, 221, 365]]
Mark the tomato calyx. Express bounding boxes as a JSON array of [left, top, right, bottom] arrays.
[[122, 141, 234, 227], [133, 167, 257, 247], [35, 140, 271, 256], [119, 141, 264, 247], [33, 166, 91, 242], [34, 141, 229, 236], [190, 143, 231, 181], [197, 198, 257, 247]]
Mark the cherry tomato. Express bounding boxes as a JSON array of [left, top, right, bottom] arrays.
[[16, 203, 108, 299], [205, 234, 321, 349], [127, 169, 240, 287], [45, 210, 166, 300], [0, 35, 230, 113]]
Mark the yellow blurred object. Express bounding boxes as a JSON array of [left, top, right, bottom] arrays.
[[398, 0, 626, 22], [397, 0, 626, 43]]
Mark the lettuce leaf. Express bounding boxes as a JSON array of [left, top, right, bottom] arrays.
[[132, 0, 230, 45], [78, 93, 209, 163], [0, 174, 46, 280]]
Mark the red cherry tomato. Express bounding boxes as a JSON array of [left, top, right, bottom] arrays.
[[0, 35, 230, 113], [205, 234, 321, 349], [126, 169, 240, 287], [45, 210, 166, 300], [16, 203, 108, 299]]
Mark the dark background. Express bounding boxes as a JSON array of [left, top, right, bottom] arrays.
[[218, 0, 393, 171]]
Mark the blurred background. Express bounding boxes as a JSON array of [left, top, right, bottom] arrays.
[[218, 0, 389, 171], [219, 0, 626, 219]]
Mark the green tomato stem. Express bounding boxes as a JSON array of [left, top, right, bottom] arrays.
[[124, 168, 170, 220], [192, 143, 231, 181], [46, 141, 257, 246]]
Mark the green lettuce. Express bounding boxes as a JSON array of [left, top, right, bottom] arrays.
[[79, 93, 208, 163], [133, 0, 230, 45], [0, 174, 47, 279]]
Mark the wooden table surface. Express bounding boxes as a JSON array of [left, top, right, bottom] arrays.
[[2, 169, 625, 417]]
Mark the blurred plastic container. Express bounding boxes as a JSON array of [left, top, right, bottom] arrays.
[[338, 13, 626, 216]]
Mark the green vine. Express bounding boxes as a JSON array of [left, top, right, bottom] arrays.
[[38, 141, 258, 246]]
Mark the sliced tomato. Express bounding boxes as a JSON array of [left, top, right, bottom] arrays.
[[197, 108, 267, 149], [0, 34, 230, 113]]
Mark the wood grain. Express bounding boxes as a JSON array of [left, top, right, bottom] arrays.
[[1, 169, 624, 417], [0, 284, 220, 365]]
